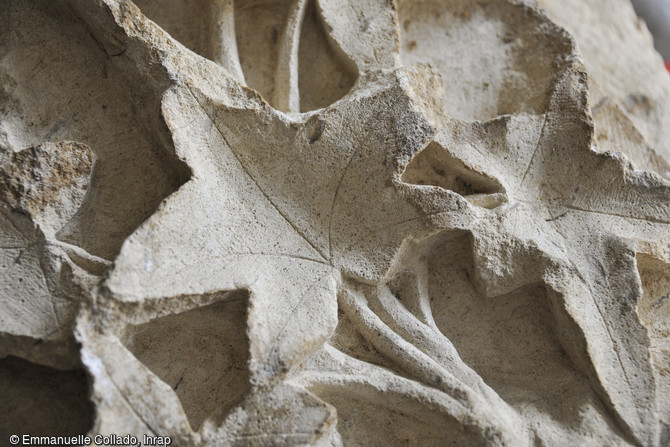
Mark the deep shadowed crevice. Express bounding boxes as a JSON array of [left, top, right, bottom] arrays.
[[136, 0, 356, 113], [402, 141, 503, 207], [0, 356, 94, 437], [120, 291, 250, 431], [297, 0, 357, 112]]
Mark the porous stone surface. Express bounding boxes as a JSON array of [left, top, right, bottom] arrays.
[[1, 1, 670, 446]]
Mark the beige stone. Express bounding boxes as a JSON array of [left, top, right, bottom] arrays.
[[1, 0, 669, 446]]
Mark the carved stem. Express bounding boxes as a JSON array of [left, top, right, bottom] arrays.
[[209, 0, 246, 85], [273, 0, 309, 113]]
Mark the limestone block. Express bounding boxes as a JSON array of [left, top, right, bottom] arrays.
[[1, 0, 670, 446]]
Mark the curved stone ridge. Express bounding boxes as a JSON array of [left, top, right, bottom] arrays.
[[1, 0, 670, 446]]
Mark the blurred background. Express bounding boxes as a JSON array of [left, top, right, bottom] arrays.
[[631, 0, 670, 63]]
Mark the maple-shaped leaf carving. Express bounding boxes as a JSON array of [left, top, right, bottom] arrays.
[[2, 0, 669, 446]]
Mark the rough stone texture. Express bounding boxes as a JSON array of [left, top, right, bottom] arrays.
[[1, 0, 669, 446], [537, 0, 670, 168]]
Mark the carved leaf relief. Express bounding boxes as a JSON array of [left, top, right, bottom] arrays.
[[2, 0, 670, 446]]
